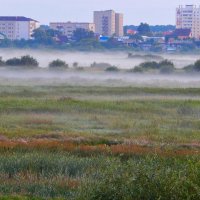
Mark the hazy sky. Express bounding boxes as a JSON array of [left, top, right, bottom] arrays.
[[2, 0, 200, 25]]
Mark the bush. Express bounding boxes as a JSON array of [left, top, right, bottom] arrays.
[[128, 66, 144, 73], [159, 59, 174, 68], [49, 59, 68, 68], [130, 59, 176, 73], [105, 66, 119, 72], [20, 55, 39, 66], [139, 61, 159, 69], [6, 55, 38, 67], [159, 60, 175, 74], [6, 57, 22, 66]]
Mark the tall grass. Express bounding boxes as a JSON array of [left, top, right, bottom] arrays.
[[0, 151, 199, 199], [0, 85, 199, 198]]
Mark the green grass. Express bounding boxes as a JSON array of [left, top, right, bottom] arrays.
[[0, 85, 200, 199], [0, 93, 199, 142], [0, 151, 200, 199]]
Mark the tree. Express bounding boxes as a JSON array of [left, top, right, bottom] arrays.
[[6, 55, 38, 67], [129, 34, 144, 41], [32, 28, 62, 45], [159, 60, 175, 74], [102, 37, 121, 49], [0, 38, 13, 47], [6, 58, 22, 66], [20, 55, 39, 66], [73, 28, 95, 41], [137, 23, 151, 36], [159, 60, 174, 68], [140, 61, 159, 69], [49, 59, 68, 68], [105, 66, 119, 72]]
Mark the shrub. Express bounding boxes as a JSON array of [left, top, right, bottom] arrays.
[[139, 61, 159, 69], [20, 55, 39, 66], [128, 66, 144, 73], [159, 60, 175, 74], [49, 59, 68, 68], [6, 55, 38, 67], [132, 60, 175, 73], [159, 59, 174, 68], [6, 57, 22, 66], [105, 66, 119, 72]]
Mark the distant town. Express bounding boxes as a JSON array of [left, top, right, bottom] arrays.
[[0, 5, 200, 52]]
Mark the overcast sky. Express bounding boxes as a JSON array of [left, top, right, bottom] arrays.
[[2, 0, 200, 25]]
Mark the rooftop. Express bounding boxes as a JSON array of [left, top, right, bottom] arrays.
[[0, 16, 38, 22], [50, 22, 94, 24], [173, 28, 191, 37]]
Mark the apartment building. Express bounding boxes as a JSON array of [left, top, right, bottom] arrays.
[[0, 16, 39, 40], [176, 5, 200, 39], [94, 10, 124, 36], [50, 22, 95, 38], [115, 13, 124, 37]]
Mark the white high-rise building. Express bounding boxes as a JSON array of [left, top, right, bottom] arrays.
[[94, 10, 124, 37], [0, 16, 39, 40], [176, 5, 200, 39]]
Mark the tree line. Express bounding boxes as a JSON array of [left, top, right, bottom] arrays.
[[1, 55, 200, 74]]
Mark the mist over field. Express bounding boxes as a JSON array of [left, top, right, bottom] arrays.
[[0, 69, 200, 88], [1, 49, 200, 69], [1, 49, 200, 88], [1, 51, 200, 199]]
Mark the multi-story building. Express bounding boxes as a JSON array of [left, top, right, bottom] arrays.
[[94, 10, 124, 37], [176, 5, 200, 39], [0, 16, 39, 40], [115, 13, 124, 37], [50, 22, 95, 38]]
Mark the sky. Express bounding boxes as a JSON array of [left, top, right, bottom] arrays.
[[1, 0, 200, 25]]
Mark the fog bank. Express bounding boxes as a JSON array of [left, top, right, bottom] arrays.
[[0, 49, 200, 69], [0, 68, 200, 88]]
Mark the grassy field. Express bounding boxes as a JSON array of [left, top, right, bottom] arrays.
[[0, 84, 200, 199]]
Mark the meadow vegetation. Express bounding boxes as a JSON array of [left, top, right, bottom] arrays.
[[0, 85, 200, 199]]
